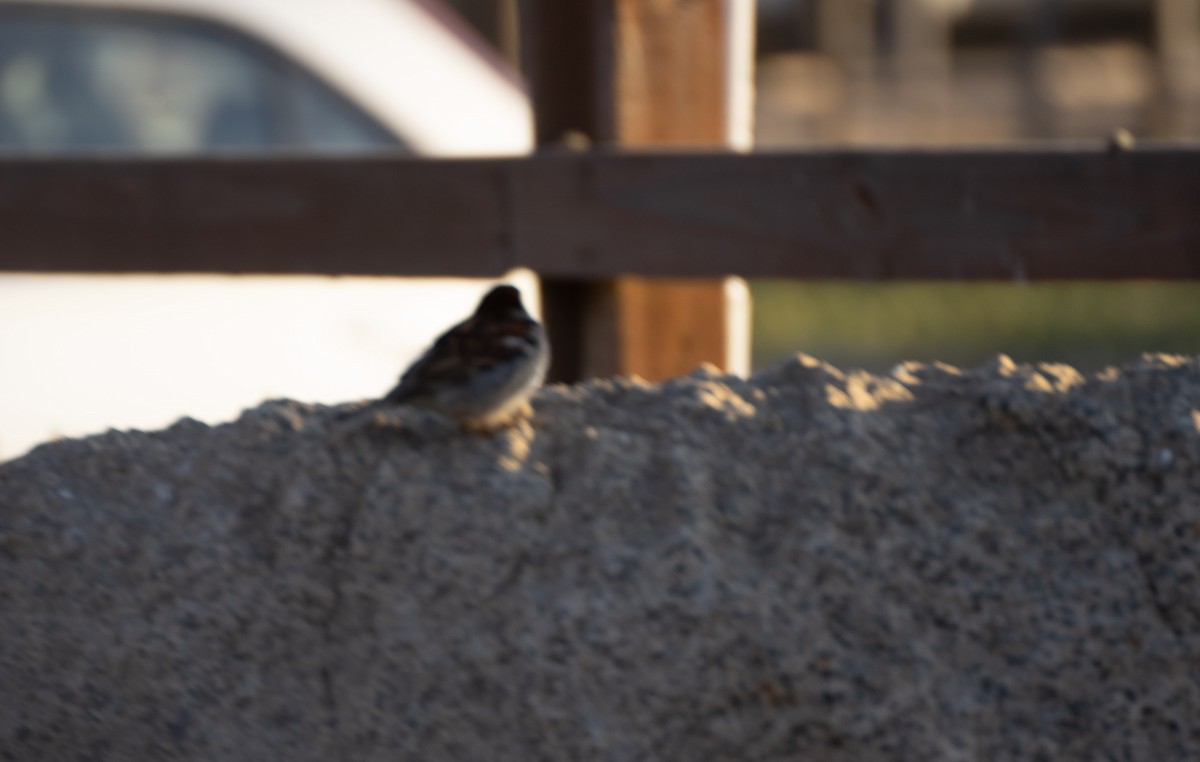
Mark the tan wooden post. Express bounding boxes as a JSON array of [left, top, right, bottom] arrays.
[[521, 0, 754, 382], [608, 0, 753, 381]]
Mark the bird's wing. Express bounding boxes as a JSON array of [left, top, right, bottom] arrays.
[[384, 317, 529, 403]]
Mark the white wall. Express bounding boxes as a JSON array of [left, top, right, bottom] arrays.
[[0, 271, 539, 461]]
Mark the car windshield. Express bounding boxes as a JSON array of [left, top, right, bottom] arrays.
[[0, 6, 405, 153]]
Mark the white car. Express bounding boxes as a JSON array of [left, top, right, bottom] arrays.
[[0, 0, 532, 155], [0, 0, 537, 460]]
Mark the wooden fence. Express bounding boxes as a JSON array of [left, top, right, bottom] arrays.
[[2, 0, 1198, 382], [2, 148, 1197, 279]]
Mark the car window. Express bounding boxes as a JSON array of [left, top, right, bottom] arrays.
[[0, 6, 406, 153]]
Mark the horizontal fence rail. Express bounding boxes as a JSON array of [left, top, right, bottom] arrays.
[[2, 147, 1199, 279]]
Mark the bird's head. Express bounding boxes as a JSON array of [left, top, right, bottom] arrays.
[[475, 285, 527, 318]]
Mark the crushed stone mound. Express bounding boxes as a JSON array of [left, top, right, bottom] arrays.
[[1, 354, 1199, 761]]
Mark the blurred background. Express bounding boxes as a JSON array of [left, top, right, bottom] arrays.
[[2, 0, 1199, 459], [448, 0, 1200, 373], [0, 0, 537, 459], [748, 0, 1200, 372]]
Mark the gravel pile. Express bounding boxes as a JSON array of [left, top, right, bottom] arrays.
[[2, 354, 1198, 760]]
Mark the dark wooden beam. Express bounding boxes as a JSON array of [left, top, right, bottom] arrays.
[[0, 157, 512, 276], [518, 0, 612, 383], [1, 148, 1199, 279], [512, 147, 1200, 280], [518, 0, 611, 145]]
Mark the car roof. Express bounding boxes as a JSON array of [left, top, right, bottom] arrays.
[[1, 0, 534, 156]]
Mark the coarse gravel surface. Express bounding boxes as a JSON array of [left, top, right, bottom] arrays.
[[2, 354, 1198, 760]]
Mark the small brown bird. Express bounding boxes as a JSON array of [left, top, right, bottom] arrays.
[[380, 284, 549, 431]]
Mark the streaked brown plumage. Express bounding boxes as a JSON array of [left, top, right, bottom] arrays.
[[382, 285, 549, 430]]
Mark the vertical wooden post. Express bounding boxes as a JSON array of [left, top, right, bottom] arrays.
[[521, 0, 754, 382], [519, 0, 610, 383], [1155, 0, 1200, 137], [608, 0, 752, 382]]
